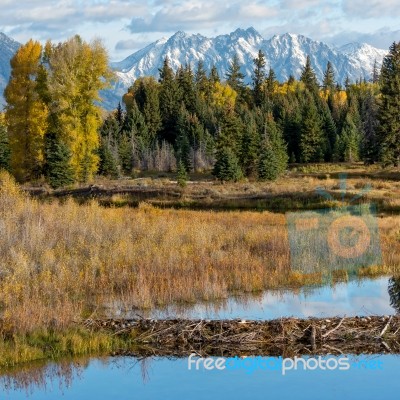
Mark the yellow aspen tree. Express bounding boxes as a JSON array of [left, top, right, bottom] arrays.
[[46, 36, 113, 182], [211, 82, 237, 112], [4, 40, 48, 181]]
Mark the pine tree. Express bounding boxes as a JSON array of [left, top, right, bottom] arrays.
[[209, 65, 220, 84], [98, 139, 119, 178], [177, 160, 188, 188], [177, 64, 197, 114], [378, 42, 400, 166], [252, 50, 266, 107], [300, 55, 319, 93], [239, 113, 260, 177], [266, 68, 277, 94], [226, 54, 245, 95], [118, 133, 134, 174], [299, 96, 324, 162], [260, 113, 288, 178], [176, 105, 192, 172], [195, 60, 208, 94], [45, 133, 75, 188], [372, 59, 380, 84], [323, 61, 336, 92], [158, 57, 182, 143], [0, 122, 10, 171], [361, 90, 379, 164], [213, 147, 243, 182], [128, 77, 161, 143], [345, 75, 351, 90], [321, 105, 337, 161], [337, 112, 360, 162], [258, 142, 279, 181]]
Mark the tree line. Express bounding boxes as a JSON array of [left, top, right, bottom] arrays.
[[1, 38, 399, 187]]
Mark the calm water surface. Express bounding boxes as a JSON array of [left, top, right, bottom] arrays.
[[2, 355, 400, 400], [2, 276, 399, 399]]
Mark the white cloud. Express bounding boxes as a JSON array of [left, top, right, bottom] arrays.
[[127, 1, 278, 33], [0, 0, 399, 59], [342, 0, 400, 18]]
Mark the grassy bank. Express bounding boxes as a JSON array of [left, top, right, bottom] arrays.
[[26, 164, 400, 213], [1, 171, 400, 334]]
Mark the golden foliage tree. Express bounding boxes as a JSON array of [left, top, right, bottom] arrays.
[[46, 36, 113, 181], [4, 40, 48, 181]]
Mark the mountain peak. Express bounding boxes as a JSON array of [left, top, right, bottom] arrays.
[[169, 31, 188, 41]]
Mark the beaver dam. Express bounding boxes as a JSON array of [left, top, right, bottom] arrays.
[[84, 315, 400, 358]]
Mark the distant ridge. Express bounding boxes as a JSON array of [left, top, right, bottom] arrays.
[[0, 32, 21, 107]]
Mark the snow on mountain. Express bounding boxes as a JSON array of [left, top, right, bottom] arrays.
[[0, 32, 20, 108], [339, 42, 387, 79], [0, 29, 389, 111], [110, 28, 388, 107]]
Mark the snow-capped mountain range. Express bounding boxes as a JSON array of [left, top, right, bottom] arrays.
[[0, 28, 388, 110], [112, 28, 386, 88], [0, 33, 20, 107]]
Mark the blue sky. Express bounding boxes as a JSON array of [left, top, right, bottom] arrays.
[[0, 0, 399, 61]]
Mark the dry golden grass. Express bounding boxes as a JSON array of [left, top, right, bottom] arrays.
[[1, 171, 400, 333]]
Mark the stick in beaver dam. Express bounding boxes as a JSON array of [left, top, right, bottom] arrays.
[[82, 315, 400, 358]]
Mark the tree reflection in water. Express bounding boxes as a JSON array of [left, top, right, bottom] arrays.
[[388, 276, 400, 314], [0, 359, 86, 396], [0, 357, 153, 396]]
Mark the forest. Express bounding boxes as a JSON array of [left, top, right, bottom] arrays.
[[0, 37, 400, 188]]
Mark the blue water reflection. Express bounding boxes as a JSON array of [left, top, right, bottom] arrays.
[[3, 355, 400, 400]]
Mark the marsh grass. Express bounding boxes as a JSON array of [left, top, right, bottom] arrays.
[[0, 171, 400, 335], [0, 328, 133, 368]]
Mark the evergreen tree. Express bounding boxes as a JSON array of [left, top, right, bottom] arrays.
[[213, 147, 243, 182], [252, 50, 266, 107], [158, 57, 181, 143], [239, 113, 260, 177], [258, 142, 279, 181], [115, 102, 124, 127], [98, 137, 119, 178], [323, 61, 336, 92], [372, 59, 380, 84], [266, 68, 277, 95], [338, 112, 360, 162], [177, 160, 188, 188], [378, 42, 400, 166], [195, 60, 208, 94], [45, 133, 75, 188], [299, 96, 324, 162], [178, 64, 197, 114], [0, 122, 10, 171], [118, 133, 134, 174], [209, 65, 220, 84], [128, 77, 161, 143], [261, 112, 288, 177], [345, 75, 351, 90], [226, 54, 246, 95], [176, 105, 192, 172], [282, 99, 302, 163], [361, 90, 379, 164], [300, 55, 319, 93]]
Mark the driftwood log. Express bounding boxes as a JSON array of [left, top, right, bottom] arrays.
[[83, 315, 400, 357]]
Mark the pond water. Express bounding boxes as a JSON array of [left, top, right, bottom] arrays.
[[2, 276, 400, 399], [2, 354, 400, 399], [107, 276, 398, 320]]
